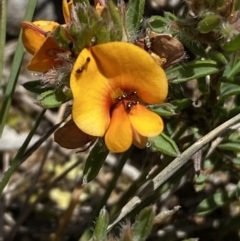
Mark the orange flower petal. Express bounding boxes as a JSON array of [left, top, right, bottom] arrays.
[[20, 21, 59, 55], [27, 36, 65, 72], [91, 42, 168, 104], [132, 129, 148, 149], [54, 120, 94, 149], [70, 48, 112, 136], [129, 104, 164, 136], [105, 103, 133, 153], [62, 0, 72, 23]]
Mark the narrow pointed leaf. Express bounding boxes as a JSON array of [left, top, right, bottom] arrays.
[[148, 104, 176, 117], [195, 190, 236, 215], [93, 207, 109, 241], [83, 139, 109, 183], [132, 206, 154, 241], [37, 89, 70, 108], [149, 133, 180, 157], [23, 80, 54, 94], [167, 60, 220, 83]]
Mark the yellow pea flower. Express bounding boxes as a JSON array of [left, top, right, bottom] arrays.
[[70, 42, 168, 153], [20, 20, 59, 56], [20, 0, 73, 72]]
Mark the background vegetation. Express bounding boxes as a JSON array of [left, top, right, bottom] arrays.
[[1, 0, 240, 240]]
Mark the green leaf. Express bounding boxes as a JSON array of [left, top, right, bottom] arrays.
[[132, 207, 154, 241], [171, 98, 192, 111], [220, 76, 240, 85], [219, 83, 240, 101], [37, 89, 70, 108], [167, 60, 220, 83], [207, 49, 228, 65], [222, 34, 240, 52], [125, 0, 145, 39], [147, 15, 169, 33], [182, 40, 207, 58], [194, 173, 208, 192], [148, 103, 176, 117], [22, 80, 54, 94], [149, 133, 180, 157], [226, 60, 240, 78], [83, 139, 109, 183], [93, 208, 109, 241], [195, 190, 236, 215], [147, 12, 178, 34], [217, 141, 240, 152]]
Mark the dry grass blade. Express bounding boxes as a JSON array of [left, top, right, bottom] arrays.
[[108, 113, 240, 231]]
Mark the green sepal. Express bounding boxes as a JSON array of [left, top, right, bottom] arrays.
[[222, 34, 240, 52], [106, 0, 123, 41], [197, 14, 221, 34], [83, 139, 109, 184], [69, 6, 100, 53], [132, 206, 154, 241], [22, 80, 54, 94], [125, 0, 145, 40], [95, 9, 111, 44], [93, 207, 109, 241], [149, 133, 180, 157], [167, 60, 220, 83], [53, 25, 70, 49], [37, 89, 70, 108], [195, 190, 236, 215], [148, 103, 176, 117]]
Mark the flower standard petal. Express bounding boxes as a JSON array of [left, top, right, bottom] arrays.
[[105, 103, 133, 153], [27, 36, 66, 72], [91, 42, 168, 104], [70, 48, 112, 137], [129, 104, 164, 137], [20, 21, 59, 55]]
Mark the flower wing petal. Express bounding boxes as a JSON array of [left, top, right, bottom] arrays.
[[129, 104, 164, 136], [21, 21, 58, 55], [91, 42, 168, 104], [27, 36, 65, 72], [70, 48, 112, 136], [105, 103, 132, 153], [132, 129, 148, 149]]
